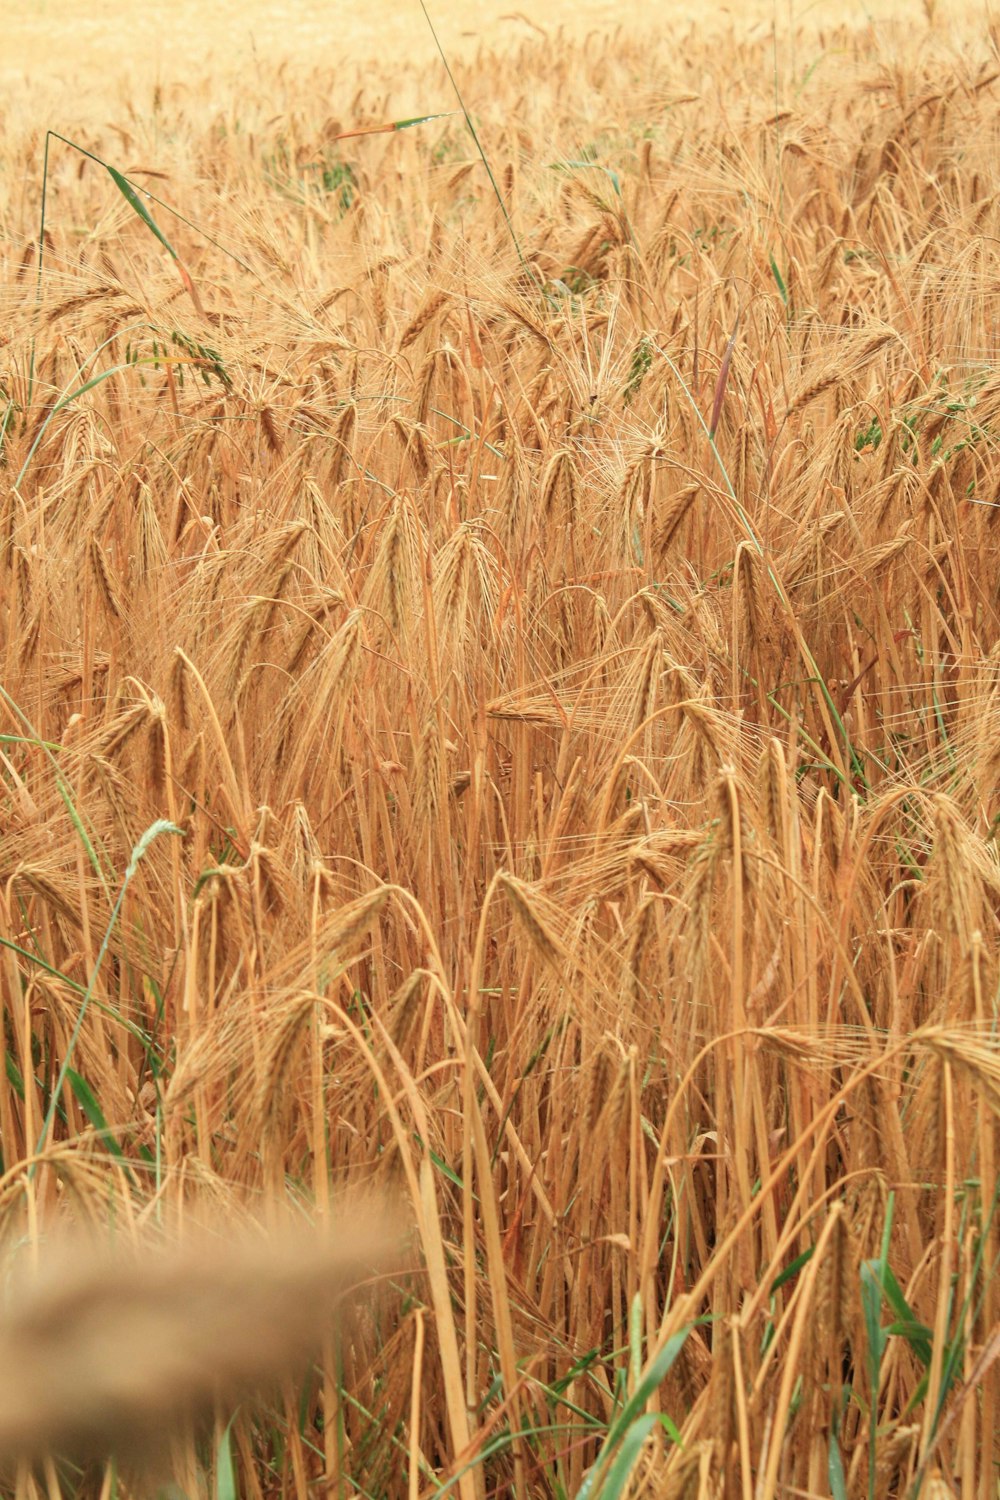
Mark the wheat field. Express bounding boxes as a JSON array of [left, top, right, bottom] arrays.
[[1, 8, 999, 1499]]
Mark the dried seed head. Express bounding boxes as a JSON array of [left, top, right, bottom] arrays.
[[654, 482, 699, 556], [583, 1047, 616, 1135], [390, 415, 432, 482], [498, 872, 563, 971], [331, 402, 358, 487], [387, 969, 427, 1049], [599, 1053, 631, 1141], [146, 707, 167, 800], [755, 738, 788, 846], [926, 794, 981, 945], [256, 992, 316, 1133], [539, 449, 577, 528], [96, 704, 147, 761], [398, 290, 448, 351], [88, 534, 122, 620], [815, 1206, 851, 1368], [322, 886, 391, 955], [627, 892, 656, 977], [631, 632, 662, 734], [735, 541, 762, 661], [412, 719, 442, 834], [259, 404, 282, 455], [789, 369, 843, 414]]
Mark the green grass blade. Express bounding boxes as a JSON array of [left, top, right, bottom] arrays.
[[770, 1246, 815, 1293], [0, 935, 153, 1045], [628, 1293, 643, 1393], [33, 135, 210, 324], [216, 1413, 239, 1500], [29, 819, 182, 1178], [0, 685, 112, 890], [860, 1260, 887, 1500], [577, 1324, 693, 1500], [15, 330, 147, 490], [65, 1067, 137, 1184], [0, 934, 86, 996], [28, 129, 53, 408], [6, 1051, 25, 1101], [607, 1324, 692, 1447], [885, 1318, 934, 1367], [394, 111, 456, 130], [593, 1412, 658, 1499], [106, 165, 179, 259], [879, 1253, 932, 1369], [828, 1422, 848, 1500], [417, 0, 536, 287], [333, 110, 456, 140]]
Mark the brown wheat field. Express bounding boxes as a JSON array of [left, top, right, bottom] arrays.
[[1, 8, 1000, 1500]]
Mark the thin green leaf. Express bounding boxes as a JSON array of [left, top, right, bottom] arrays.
[[861, 1258, 887, 1500], [30, 819, 183, 1179], [828, 1424, 848, 1500], [769, 253, 788, 305], [65, 1067, 136, 1183], [885, 1317, 933, 1368], [0, 684, 113, 892], [771, 1245, 815, 1293], [0, 934, 86, 995], [413, 1132, 474, 1196], [593, 1412, 658, 1499], [428, 1146, 467, 1193], [216, 1413, 239, 1500], [393, 111, 456, 131], [631, 522, 644, 565], [861, 1261, 888, 1364], [106, 165, 178, 259], [0, 733, 63, 750], [879, 1193, 895, 1266], [6, 1052, 25, 1101], [15, 337, 147, 490], [654, 1411, 683, 1445], [0, 934, 152, 1045], [577, 1325, 693, 1500], [417, 0, 538, 290], [608, 1324, 692, 1448], [332, 110, 456, 141], [628, 1293, 643, 1393]]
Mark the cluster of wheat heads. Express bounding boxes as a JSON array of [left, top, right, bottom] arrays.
[[0, 13, 999, 1499]]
